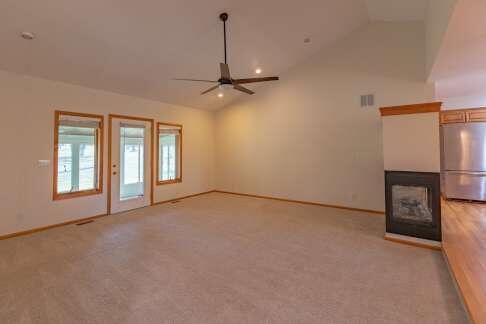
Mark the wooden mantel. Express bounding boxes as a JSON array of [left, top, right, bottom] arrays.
[[380, 102, 442, 117]]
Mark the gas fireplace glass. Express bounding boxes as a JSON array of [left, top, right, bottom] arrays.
[[391, 185, 433, 224]]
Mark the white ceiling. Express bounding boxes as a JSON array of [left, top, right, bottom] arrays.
[[0, 0, 372, 110], [365, 0, 427, 22], [0, 0, 423, 110]]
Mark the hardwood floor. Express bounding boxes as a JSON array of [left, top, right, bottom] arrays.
[[442, 200, 486, 324]]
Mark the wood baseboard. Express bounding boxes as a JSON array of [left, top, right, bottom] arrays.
[[0, 213, 108, 240], [152, 190, 216, 206], [0, 190, 217, 240], [384, 232, 442, 251], [213, 190, 385, 215], [1, 190, 383, 240]]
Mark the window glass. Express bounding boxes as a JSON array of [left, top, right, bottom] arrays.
[[157, 124, 181, 184], [57, 125, 97, 194], [160, 134, 177, 180], [120, 126, 145, 200], [57, 143, 72, 193], [79, 143, 95, 190]]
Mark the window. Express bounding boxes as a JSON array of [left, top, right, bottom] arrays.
[[53, 111, 103, 200], [157, 122, 182, 185]]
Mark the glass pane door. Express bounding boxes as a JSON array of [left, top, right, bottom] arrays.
[[120, 125, 145, 200]]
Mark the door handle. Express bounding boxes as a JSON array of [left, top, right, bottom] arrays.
[[446, 171, 486, 176], [113, 171, 117, 175]]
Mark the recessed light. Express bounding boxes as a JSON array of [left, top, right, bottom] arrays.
[[255, 68, 262, 74], [218, 93, 224, 98], [21, 32, 35, 40]]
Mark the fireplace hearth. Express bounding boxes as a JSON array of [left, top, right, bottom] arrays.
[[385, 171, 441, 242]]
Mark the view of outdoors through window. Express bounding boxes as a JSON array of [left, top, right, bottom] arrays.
[[120, 126, 145, 200], [57, 126, 96, 193], [123, 143, 144, 184], [160, 133, 177, 180]]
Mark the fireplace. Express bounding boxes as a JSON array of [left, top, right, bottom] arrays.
[[385, 171, 441, 242]]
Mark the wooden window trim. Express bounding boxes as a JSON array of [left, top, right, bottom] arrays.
[[53, 110, 104, 201], [156, 122, 183, 186]]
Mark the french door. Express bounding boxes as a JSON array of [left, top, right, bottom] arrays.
[[110, 116, 152, 214]]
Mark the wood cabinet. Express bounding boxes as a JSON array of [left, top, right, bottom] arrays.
[[466, 109, 486, 122], [440, 108, 486, 124], [440, 111, 466, 124]]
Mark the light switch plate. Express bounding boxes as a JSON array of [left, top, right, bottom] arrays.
[[37, 160, 50, 167]]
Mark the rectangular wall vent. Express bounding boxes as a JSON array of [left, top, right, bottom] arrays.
[[361, 94, 375, 107]]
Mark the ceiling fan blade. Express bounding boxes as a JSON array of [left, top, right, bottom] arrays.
[[233, 84, 254, 95], [173, 78, 218, 83], [233, 77, 279, 84], [220, 63, 231, 79], [201, 85, 220, 95]]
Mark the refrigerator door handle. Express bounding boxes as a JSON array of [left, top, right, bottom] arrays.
[[446, 171, 486, 176]]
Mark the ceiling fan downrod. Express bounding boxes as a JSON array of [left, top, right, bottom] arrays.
[[220, 12, 228, 65], [172, 12, 279, 96]]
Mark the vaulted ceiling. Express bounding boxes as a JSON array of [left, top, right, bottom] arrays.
[[0, 0, 426, 110], [430, 0, 486, 108], [430, 0, 486, 81]]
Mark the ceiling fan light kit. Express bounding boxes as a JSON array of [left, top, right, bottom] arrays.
[[173, 12, 279, 96]]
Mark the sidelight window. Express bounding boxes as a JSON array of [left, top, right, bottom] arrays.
[[157, 122, 182, 185]]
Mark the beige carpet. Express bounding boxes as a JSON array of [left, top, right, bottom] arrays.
[[0, 193, 468, 323]]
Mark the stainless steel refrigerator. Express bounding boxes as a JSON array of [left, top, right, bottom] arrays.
[[441, 122, 486, 201]]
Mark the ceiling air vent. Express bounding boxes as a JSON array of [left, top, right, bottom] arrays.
[[361, 94, 375, 108]]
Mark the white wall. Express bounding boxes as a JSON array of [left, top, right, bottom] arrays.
[[215, 22, 435, 212], [382, 112, 441, 172], [0, 70, 215, 236], [436, 72, 486, 109], [425, 0, 457, 78]]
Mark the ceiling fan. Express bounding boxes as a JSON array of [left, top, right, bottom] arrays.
[[173, 12, 279, 96]]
